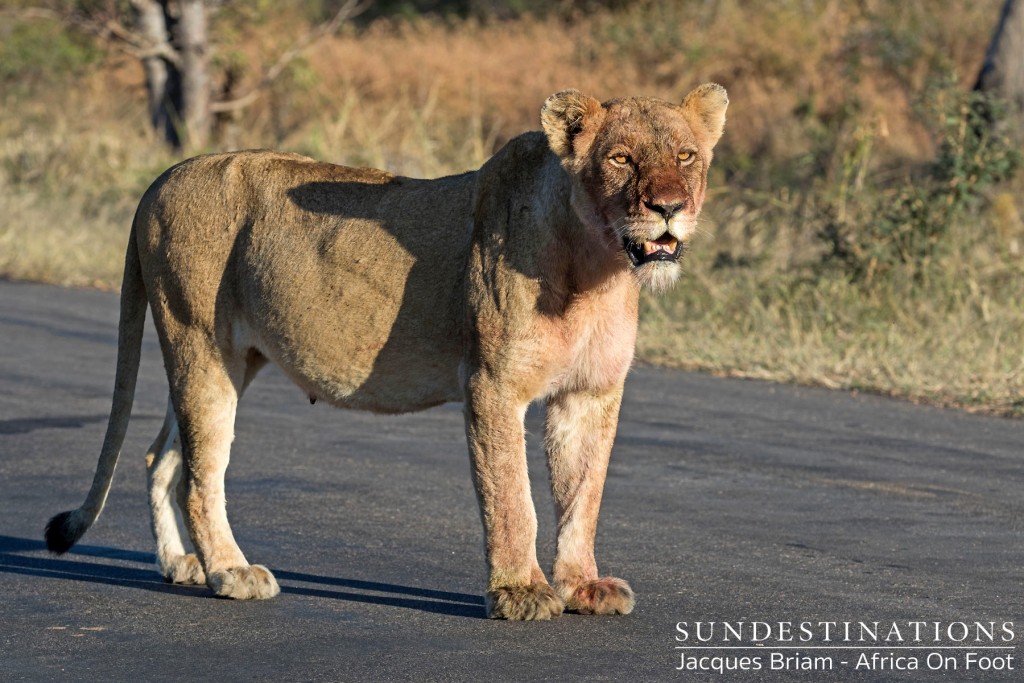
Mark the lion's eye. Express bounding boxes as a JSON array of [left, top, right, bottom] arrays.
[[610, 154, 630, 166], [677, 151, 695, 165]]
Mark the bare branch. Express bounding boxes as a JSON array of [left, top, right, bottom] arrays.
[[56, 1, 182, 66], [0, 7, 61, 22], [210, 0, 372, 114]]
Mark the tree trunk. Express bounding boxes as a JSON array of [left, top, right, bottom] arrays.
[[132, 0, 174, 144], [130, 0, 212, 152], [175, 0, 211, 150], [976, 0, 1024, 117]]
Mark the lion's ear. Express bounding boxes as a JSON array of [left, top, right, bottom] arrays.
[[682, 83, 728, 147], [541, 90, 604, 158]]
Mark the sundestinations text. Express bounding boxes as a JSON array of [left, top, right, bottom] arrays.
[[675, 621, 1015, 644]]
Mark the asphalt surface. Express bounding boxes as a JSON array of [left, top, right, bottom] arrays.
[[0, 279, 1021, 682]]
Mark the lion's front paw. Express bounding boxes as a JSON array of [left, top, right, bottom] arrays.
[[207, 564, 280, 600], [161, 553, 206, 585], [559, 577, 635, 615], [486, 583, 564, 621]]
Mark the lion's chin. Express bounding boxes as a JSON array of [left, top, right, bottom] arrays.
[[631, 260, 682, 293]]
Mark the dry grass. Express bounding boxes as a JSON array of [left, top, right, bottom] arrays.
[[1, 0, 1022, 414], [638, 199, 1024, 415]]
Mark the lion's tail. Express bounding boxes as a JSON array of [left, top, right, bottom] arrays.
[[45, 220, 148, 554]]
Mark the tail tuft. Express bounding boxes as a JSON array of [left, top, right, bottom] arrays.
[[45, 510, 86, 554]]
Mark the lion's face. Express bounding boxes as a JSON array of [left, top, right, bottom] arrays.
[[541, 85, 728, 292]]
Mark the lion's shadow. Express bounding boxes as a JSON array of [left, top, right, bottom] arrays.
[[0, 535, 485, 618]]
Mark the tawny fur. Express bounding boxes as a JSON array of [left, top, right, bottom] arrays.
[[45, 85, 727, 619]]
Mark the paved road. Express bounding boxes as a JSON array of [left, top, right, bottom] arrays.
[[0, 280, 1021, 682]]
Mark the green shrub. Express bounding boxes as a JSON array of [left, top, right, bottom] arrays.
[[0, 18, 101, 86], [819, 76, 1020, 281]]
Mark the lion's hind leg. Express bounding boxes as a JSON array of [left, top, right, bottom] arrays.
[[146, 397, 205, 585], [166, 339, 278, 600]]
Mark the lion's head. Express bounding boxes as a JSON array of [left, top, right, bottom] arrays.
[[541, 84, 728, 292]]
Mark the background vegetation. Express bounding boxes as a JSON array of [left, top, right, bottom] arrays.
[[2, 0, 1022, 414]]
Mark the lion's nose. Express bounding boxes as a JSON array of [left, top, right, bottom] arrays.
[[643, 198, 686, 221]]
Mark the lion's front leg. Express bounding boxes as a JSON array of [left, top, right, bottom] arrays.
[[464, 373, 563, 620], [545, 386, 635, 616]]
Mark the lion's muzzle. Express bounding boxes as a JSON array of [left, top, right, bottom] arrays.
[[623, 233, 683, 266]]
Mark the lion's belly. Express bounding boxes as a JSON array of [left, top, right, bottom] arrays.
[[273, 338, 465, 413], [236, 215, 468, 413]]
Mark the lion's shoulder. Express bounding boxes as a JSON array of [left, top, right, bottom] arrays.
[[473, 131, 561, 204], [482, 131, 551, 171]]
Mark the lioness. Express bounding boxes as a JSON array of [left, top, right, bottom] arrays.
[[46, 85, 727, 620]]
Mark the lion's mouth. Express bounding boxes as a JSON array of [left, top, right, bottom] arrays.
[[623, 233, 683, 266]]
